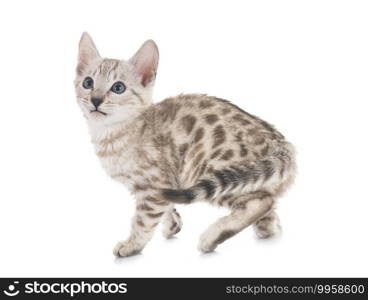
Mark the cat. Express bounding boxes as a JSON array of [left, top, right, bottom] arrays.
[[74, 32, 296, 257]]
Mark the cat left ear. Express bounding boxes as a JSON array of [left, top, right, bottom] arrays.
[[77, 32, 101, 74], [129, 40, 159, 87]]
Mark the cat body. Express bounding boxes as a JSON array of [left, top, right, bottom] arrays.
[[75, 33, 296, 256]]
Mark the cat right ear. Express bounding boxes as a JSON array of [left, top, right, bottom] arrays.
[[77, 32, 101, 74]]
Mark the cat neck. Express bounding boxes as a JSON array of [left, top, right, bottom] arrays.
[[87, 106, 147, 145]]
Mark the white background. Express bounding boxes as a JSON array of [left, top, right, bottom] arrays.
[[0, 0, 367, 277]]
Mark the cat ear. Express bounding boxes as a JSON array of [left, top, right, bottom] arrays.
[[77, 32, 100, 74], [129, 40, 159, 86]]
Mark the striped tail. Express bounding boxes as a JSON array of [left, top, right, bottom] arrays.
[[161, 142, 296, 204]]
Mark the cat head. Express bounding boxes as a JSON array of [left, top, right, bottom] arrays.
[[74, 32, 159, 125]]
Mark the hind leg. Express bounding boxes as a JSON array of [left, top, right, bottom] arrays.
[[162, 208, 183, 239], [253, 210, 281, 239], [198, 193, 274, 253]]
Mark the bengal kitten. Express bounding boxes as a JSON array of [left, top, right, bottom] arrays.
[[74, 33, 296, 257]]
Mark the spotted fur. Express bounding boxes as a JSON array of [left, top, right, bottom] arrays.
[[75, 33, 296, 256]]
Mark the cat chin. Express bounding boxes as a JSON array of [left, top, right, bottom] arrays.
[[87, 112, 122, 128], [86, 115, 111, 127]]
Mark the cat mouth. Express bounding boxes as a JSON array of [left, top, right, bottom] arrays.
[[90, 109, 107, 116]]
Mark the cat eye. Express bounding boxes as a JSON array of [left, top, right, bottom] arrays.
[[82, 77, 94, 89], [111, 81, 126, 94]]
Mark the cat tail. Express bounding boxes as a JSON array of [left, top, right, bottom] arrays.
[[161, 142, 296, 204]]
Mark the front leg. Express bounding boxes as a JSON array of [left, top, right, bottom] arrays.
[[113, 193, 171, 257]]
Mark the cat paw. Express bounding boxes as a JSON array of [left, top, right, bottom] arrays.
[[162, 209, 183, 239], [198, 234, 217, 253], [162, 222, 182, 239], [113, 240, 142, 257]]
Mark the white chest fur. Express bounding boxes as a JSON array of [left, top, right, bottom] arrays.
[[89, 122, 139, 188]]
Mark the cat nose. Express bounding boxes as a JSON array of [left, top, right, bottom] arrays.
[[91, 97, 103, 108]]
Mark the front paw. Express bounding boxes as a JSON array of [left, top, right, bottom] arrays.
[[113, 240, 142, 257], [198, 234, 218, 253], [162, 210, 183, 239]]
